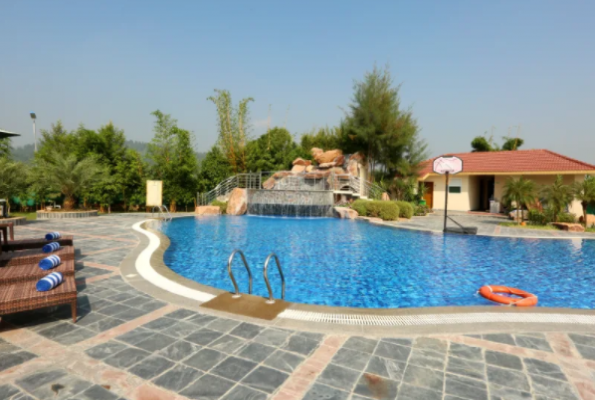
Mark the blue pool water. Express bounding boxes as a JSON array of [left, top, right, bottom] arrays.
[[159, 216, 595, 309]]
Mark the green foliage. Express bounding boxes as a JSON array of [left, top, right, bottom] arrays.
[[414, 204, 430, 216], [299, 127, 342, 153], [0, 138, 12, 159], [116, 149, 147, 209], [0, 158, 28, 213], [540, 175, 573, 222], [557, 212, 576, 223], [502, 177, 537, 223], [502, 137, 524, 151], [471, 136, 495, 152], [572, 176, 595, 226], [528, 209, 548, 225], [246, 127, 300, 171], [350, 199, 399, 221], [211, 200, 227, 214], [340, 65, 427, 179], [208, 89, 254, 173], [395, 201, 414, 219], [528, 208, 576, 225], [36, 121, 77, 162], [471, 134, 523, 152], [198, 146, 232, 193]]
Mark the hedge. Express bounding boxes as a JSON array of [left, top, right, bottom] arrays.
[[395, 201, 414, 219], [350, 200, 399, 221], [211, 200, 227, 214]]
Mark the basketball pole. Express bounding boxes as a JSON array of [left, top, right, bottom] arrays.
[[443, 171, 450, 233]]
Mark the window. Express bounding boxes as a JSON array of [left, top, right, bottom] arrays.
[[448, 178, 462, 194]]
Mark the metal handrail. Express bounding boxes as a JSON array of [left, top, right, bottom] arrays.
[[151, 205, 172, 221], [227, 250, 253, 298], [263, 253, 285, 304], [161, 205, 172, 221]]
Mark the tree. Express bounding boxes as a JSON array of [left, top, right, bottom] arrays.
[[540, 175, 574, 222], [208, 89, 254, 173], [246, 127, 300, 171], [502, 177, 537, 223], [471, 136, 495, 152], [471, 134, 523, 152], [0, 138, 12, 159], [341, 65, 426, 180], [572, 176, 595, 226], [36, 121, 77, 162], [116, 149, 147, 210], [38, 153, 103, 210], [0, 158, 28, 213], [300, 127, 342, 153], [502, 137, 524, 151], [198, 146, 231, 193]]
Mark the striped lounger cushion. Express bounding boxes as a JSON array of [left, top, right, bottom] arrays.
[[45, 232, 62, 240], [39, 255, 61, 270], [42, 242, 61, 253], [36, 272, 64, 292]]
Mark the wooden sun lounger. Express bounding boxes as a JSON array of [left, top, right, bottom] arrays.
[[1, 236, 74, 252], [0, 245, 75, 268], [0, 258, 75, 285]]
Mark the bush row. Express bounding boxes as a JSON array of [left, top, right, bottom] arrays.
[[528, 208, 576, 225], [211, 200, 227, 214], [351, 200, 400, 221]]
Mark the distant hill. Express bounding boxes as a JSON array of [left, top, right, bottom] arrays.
[[11, 140, 206, 162]]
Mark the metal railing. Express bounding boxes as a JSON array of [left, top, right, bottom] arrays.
[[197, 170, 385, 205], [263, 253, 285, 304], [227, 250, 253, 298]]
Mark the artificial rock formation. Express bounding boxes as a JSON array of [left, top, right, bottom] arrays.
[[292, 157, 312, 167], [552, 222, 585, 232], [313, 148, 343, 165], [226, 188, 247, 215], [196, 206, 221, 215], [334, 207, 359, 219]]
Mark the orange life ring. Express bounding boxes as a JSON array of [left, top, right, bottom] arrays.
[[479, 285, 538, 307]]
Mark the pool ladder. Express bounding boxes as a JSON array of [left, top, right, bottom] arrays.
[[151, 205, 172, 221], [227, 250, 285, 304]]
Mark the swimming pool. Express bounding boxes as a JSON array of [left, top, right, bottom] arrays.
[[159, 216, 595, 309]]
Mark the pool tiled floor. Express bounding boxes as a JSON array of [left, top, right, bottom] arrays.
[[0, 214, 594, 399]]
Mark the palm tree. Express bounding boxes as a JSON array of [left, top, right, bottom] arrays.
[[540, 175, 574, 222], [502, 177, 536, 223], [573, 176, 595, 226], [38, 153, 103, 210]]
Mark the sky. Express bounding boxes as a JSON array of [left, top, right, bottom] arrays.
[[1, 0, 594, 163]]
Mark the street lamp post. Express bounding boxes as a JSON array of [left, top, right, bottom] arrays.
[[30, 112, 37, 152]]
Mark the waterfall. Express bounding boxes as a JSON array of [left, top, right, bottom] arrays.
[[247, 189, 334, 217]]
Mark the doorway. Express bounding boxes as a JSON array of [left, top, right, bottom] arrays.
[[422, 182, 434, 209], [478, 176, 495, 211]]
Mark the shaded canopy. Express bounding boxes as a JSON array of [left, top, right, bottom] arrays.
[[0, 129, 20, 139]]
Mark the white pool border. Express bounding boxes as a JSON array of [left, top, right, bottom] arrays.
[[132, 218, 595, 327]]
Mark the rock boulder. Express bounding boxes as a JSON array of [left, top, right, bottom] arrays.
[[334, 207, 358, 219], [263, 177, 276, 190], [292, 157, 312, 166], [196, 206, 221, 215], [313, 149, 343, 164], [552, 222, 585, 232], [291, 164, 306, 174], [226, 188, 247, 215], [381, 192, 390, 201]]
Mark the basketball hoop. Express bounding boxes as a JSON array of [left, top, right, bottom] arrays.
[[433, 156, 463, 175]]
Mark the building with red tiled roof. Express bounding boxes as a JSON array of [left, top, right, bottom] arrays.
[[418, 149, 595, 215]]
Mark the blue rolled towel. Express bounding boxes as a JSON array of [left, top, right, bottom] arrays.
[[45, 232, 61, 241], [42, 242, 60, 253], [39, 255, 61, 270], [36, 272, 63, 292]]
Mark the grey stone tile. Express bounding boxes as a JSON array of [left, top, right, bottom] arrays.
[[253, 328, 290, 347], [297, 331, 325, 342], [116, 327, 154, 345], [242, 366, 289, 394], [366, 356, 406, 381], [134, 333, 177, 352], [161, 320, 198, 339], [489, 384, 533, 400], [568, 333, 595, 348], [37, 322, 78, 339], [230, 322, 263, 339], [222, 385, 268, 400], [153, 364, 203, 392], [303, 383, 350, 400], [112, 308, 148, 322], [486, 366, 530, 391], [0, 384, 20, 399], [104, 348, 151, 369], [0, 351, 37, 372], [77, 384, 119, 400], [186, 313, 217, 326], [530, 374, 579, 400], [121, 296, 151, 309], [128, 355, 174, 380], [445, 373, 488, 400], [142, 317, 178, 331], [159, 340, 201, 362], [449, 343, 483, 361], [185, 328, 223, 346], [283, 335, 320, 356], [211, 356, 258, 382], [397, 383, 442, 400], [413, 337, 448, 353], [85, 341, 129, 360], [0, 343, 23, 354], [97, 304, 134, 318], [264, 350, 304, 373], [25, 373, 92, 399], [16, 369, 67, 393], [318, 364, 361, 391], [236, 342, 276, 363], [574, 344, 595, 360], [343, 336, 378, 354], [184, 348, 227, 371], [165, 308, 198, 320], [138, 300, 167, 312], [332, 348, 371, 371], [382, 337, 413, 347], [402, 364, 444, 391], [75, 313, 107, 327], [524, 358, 566, 381], [180, 374, 235, 399], [353, 373, 399, 399], [206, 318, 241, 333], [408, 348, 446, 370], [485, 350, 523, 371], [209, 335, 247, 354], [446, 356, 486, 380], [54, 327, 97, 345], [482, 334, 516, 346], [374, 341, 411, 362], [514, 336, 553, 353], [107, 292, 137, 303], [87, 317, 125, 333]]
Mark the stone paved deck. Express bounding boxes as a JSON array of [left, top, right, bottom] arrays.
[[1, 214, 594, 400]]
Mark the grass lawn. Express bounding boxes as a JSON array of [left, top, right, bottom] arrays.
[[499, 222, 557, 230], [11, 212, 37, 221]]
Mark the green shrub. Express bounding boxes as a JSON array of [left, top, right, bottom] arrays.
[[351, 199, 369, 216], [395, 201, 414, 219], [557, 212, 576, 223], [414, 204, 429, 216], [211, 200, 227, 214], [528, 209, 548, 225]]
